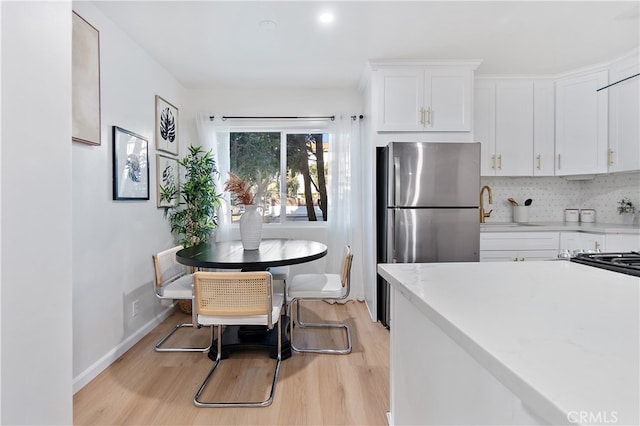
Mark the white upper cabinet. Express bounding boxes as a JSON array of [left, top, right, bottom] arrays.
[[427, 68, 473, 131], [495, 80, 534, 176], [555, 69, 609, 175], [373, 61, 480, 132], [474, 80, 496, 175], [475, 78, 553, 176], [608, 51, 640, 173], [533, 81, 556, 176], [376, 68, 424, 131]]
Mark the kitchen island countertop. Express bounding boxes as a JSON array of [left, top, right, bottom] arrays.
[[378, 261, 639, 425]]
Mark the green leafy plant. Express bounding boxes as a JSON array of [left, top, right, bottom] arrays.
[[617, 197, 636, 215], [160, 146, 222, 247]]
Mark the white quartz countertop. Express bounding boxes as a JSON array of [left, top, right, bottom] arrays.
[[480, 221, 639, 234], [377, 261, 639, 425]]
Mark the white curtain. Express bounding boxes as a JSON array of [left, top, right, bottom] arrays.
[[195, 113, 232, 241], [327, 115, 364, 301]]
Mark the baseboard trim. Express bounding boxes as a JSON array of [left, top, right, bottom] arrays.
[[72, 305, 175, 394]]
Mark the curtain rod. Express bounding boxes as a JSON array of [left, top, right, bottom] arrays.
[[209, 115, 336, 121], [597, 73, 639, 91], [208, 115, 364, 122]]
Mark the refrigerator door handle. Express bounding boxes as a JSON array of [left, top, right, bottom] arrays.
[[393, 156, 400, 206], [391, 208, 397, 263]]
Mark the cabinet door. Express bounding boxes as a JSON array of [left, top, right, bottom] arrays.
[[555, 70, 609, 175], [518, 250, 559, 261], [533, 81, 555, 176], [480, 250, 518, 262], [580, 233, 606, 252], [475, 80, 496, 176], [480, 249, 557, 262], [608, 54, 640, 172], [426, 68, 472, 131], [559, 232, 581, 251], [606, 234, 640, 252], [495, 81, 533, 176], [481, 232, 559, 250], [377, 68, 424, 131]]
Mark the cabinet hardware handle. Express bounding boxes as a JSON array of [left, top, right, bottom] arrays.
[[557, 154, 561, 170], [595, 241, 600, 250], [513, 257, 518, 262], [520, 258, 525, 262], [497, 154, 502, 170], [426, 107, 431, 125], [419, 107, 425, 125], [536, 155, 541, 170], [609, 149, 614, 165], [491, 155, 496, 170]]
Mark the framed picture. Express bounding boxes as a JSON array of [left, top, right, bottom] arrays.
[[155, 95, 179, 155], [72, 11, 101, 146], [112, 126, 149, 200], [156, 154, 179, 208]]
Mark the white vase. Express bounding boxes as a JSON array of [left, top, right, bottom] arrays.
[[621, 212, 635, 225], [240, 204, 263, 250]]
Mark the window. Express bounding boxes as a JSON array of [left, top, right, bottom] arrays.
[[229, 131, 329, 224]]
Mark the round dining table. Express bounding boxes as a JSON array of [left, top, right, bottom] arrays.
[[175, 238, 328, 271], [176, 238, 328, 360]]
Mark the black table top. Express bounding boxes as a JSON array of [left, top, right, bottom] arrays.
[[176, 239, 328, 270]]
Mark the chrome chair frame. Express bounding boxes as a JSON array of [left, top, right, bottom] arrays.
[[152, 246, 211, 353], [288, 245, 353, 355], [193, 271, 282, 407]]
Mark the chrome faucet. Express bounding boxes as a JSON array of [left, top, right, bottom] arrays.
[[480, 185, 493, 223]]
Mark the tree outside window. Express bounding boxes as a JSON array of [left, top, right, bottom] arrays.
[[229, 131, 329, 223]]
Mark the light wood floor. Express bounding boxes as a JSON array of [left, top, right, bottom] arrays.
[[74, 301, 390, 425]]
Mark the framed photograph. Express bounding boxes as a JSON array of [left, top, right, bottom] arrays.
[[155, 95, 179, 155], [156, 154, 179, 208], [112, 126, 149, 200], [72, 11, 101, 146]]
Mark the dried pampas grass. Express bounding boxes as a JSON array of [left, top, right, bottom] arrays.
[[224, 172, 255, 205]]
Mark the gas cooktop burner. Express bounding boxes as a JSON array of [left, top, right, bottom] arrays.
[[570, 252, 640, 277]]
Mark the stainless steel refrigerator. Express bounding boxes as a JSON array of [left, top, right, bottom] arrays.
[[376, 142, 480, 327]]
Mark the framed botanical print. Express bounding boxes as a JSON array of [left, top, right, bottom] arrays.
[[156, 154, 179, 208], [155, 95, 179, 155], [112, 126, 149, 200], [72, 11, 101, 145]]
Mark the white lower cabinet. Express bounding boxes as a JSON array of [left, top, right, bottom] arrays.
[[480, 249, 559, 262], [560, 231, 605, 252], [606, 234, 640, 252], [481, 230, 636, 262], [480, 232, 560, 262]]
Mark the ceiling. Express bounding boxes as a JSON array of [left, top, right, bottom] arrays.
[[93, 1, 640, 90]]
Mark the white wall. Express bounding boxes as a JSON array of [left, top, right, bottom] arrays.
[[1, 2, 73, 424], [70, 2, 186, 392]]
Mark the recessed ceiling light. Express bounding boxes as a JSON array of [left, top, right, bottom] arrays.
[[318, 12, 334, 24], [259, 20, 277, 31]]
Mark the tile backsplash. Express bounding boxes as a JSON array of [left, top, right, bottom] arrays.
[[481, 172, 640, 224]]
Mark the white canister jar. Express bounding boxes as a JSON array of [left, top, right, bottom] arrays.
[[565, 209, 579, 223], [580, 209, 596, 223]]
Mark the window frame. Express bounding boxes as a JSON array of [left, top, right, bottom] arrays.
[[226, 123, 331, 227]]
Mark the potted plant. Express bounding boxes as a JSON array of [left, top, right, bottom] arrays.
[[617, 197, 636, 225], [160, 146, 223, 247], [159, 146, 222, 313]]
